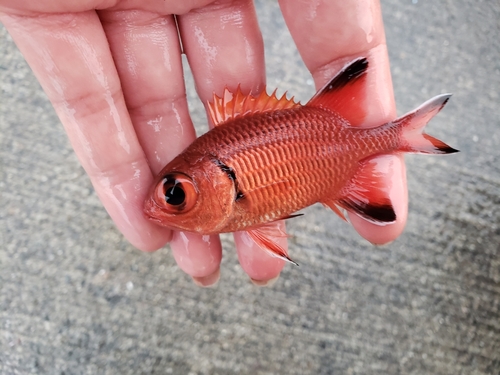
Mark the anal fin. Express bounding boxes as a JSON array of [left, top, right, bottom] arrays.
[[337, 157, 397, 225], [322, 200, 348, 222]]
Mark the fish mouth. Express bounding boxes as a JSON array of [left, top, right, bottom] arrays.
[[143, 198, 166, 224], [143, 209, 177, 230], [143, 196, 183, 231], [143, 210, 161, 223]]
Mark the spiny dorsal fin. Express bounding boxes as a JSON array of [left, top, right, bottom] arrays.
[[207, 85, 302, 127], [307, 57, 369, 127]]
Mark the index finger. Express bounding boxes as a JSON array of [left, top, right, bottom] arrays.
[[0, 11, 172, 250], [279, 0, 408, 244]]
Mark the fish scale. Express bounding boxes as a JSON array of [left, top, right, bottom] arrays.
[[144, 57, 457, 263], [192, 107, 398, 231]]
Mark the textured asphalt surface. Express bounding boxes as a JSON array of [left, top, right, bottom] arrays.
[[1, 1, 499, 374]]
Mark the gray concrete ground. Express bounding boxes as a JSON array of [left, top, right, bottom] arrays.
[[1, 1, 499, 374]]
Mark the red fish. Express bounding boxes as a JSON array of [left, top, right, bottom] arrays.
[[144, 58, 457, 264]]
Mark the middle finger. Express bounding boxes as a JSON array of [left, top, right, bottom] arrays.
[[178, 0, 289, 283], [98, 7, 223, 282]]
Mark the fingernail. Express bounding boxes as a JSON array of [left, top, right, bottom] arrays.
[[250, 275, 280, 287], [372, 240, 394, 246], [192, 268, 220, 288]]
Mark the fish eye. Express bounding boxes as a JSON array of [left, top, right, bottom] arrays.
[[154, 173, 197, 213]]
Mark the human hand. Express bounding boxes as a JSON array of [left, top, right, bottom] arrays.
[[0, 0, 404, 287]]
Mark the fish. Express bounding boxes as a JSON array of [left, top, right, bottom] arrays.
[[144, 57, 458, 264]]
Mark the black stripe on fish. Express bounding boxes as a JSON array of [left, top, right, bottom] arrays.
[[213, 159, 245, 201]]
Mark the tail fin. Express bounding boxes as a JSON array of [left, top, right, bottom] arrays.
[[396, 94, 458, 154]]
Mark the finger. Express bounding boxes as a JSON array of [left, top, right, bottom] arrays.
[[97, 10, 196, 174], [279, 0, 395, 123], [178, 0, 286, 281], [0, 12, 172, 250], [96, 7, 224, 282], [279, 0, 407, 244], [177, 0, 266, 97], [170, 233, 221, 287], [234, 224, 287, 284], [234, 223, 287, 285], [170, 231, 222, 286]]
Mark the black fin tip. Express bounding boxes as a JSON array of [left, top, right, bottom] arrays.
[[327, 57, 369, 91]]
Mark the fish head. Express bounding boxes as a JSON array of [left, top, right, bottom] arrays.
[[144, 152, 235, 234]]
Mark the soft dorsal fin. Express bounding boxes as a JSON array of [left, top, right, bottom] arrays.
[[333, 156, 396, 225], [307, 57, 369, 126], [207, 86, 301, 127]]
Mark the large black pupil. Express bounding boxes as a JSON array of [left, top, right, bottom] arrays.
[[164, 180, 185, 206]]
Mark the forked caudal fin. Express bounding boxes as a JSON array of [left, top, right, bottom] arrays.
[[321, 93, 458, 226], [396, 94, 459, 154]]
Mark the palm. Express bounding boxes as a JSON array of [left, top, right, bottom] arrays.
[[0, 0, 405, 286]]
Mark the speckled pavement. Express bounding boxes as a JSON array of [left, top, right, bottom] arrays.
[[1, 1, 499, 374]]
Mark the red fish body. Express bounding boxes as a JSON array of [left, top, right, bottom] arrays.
[[144, 58, 457, 262]]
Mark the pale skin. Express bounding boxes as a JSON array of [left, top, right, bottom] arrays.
[[0, 0, 407, 287]]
